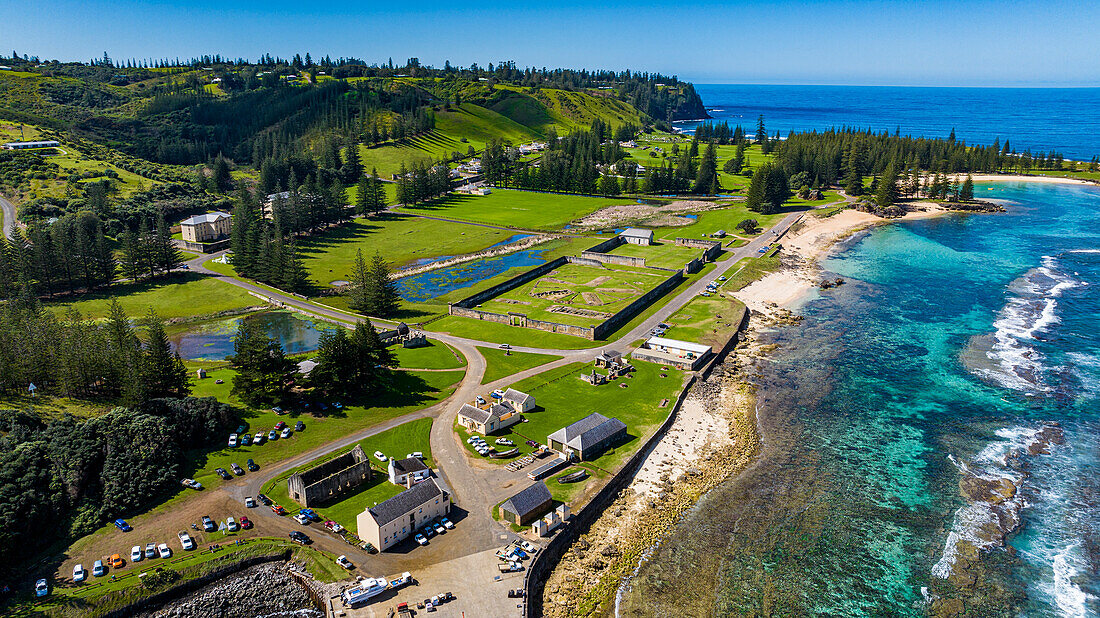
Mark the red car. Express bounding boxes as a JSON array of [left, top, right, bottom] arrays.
[[239, 516, 252, 529], [271, 504, 287, 515], [274, 421, 287, 431]]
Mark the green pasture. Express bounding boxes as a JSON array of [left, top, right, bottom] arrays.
[[397, 188, 633, 231]]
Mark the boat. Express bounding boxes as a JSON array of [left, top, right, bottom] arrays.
[[389, 572, 412, 589], [557, 469, 588, 483], [490, 448, 519, 459], [342, 577, 388, 606]]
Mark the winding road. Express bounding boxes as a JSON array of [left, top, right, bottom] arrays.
[[0, 194, 16, 239], [184, 208, 809, 578]]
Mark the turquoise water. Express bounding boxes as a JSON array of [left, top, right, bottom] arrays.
[[170, 311, 334, 360], [618, 182, 1100, 616]]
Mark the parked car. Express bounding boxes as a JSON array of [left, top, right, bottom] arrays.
[[246, 458, 259, 471], [280, 427, 292, 439], [274, 421, 287, 431], [336, 555, 354, 569], [498, 343, 511, 349], [145, 543, 156, 559], [324, 520, 344, 533], [525, 440, 539, 447], [288, 531, 311, 545], [245, 496, 256, 508], [440, 517, 454, 530], [230, 463, 244, 475], [475, 395, 486, 405], [158, 543, 171, 559], [228, 433, 238, 447], [495, 438, 514, 446], [73, 563, 87, 582], [414, 533, 428, 546], [294, 513, 311, 525], [374, 451, 387, 462], [181, 478, 203, 490], [202, 516, 216, 532], [113, 518, 132, 532], [412, 451, 424, 459], [271, 504, 287, 515], [520, 541, 539, 554], [466, 436, 479, 444], [178, 531, 195, 550], [268, 430, 278, 441], [35, 578, 49, 597], [226, 517, 239, 532], [253, 432, 265, 445], [92, 560, 106, 577], [130, 545, 143, 562], [236, 424, 247, 435], [295, 421, 305, 431], [433, 522, 446, 534], [422, 526, 435, 538], [215, 468, 232, 480], [108, 554, 124, 568], [299, 508, 319, 521], [240, 434, 251, 446], [239, 516, 252, 529], [271, 406, 283, 415], [256, 493, 272, 506]]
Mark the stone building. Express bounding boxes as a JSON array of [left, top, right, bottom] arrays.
[[180, 211, 231, 243], [357, 478, 449, 551], [500, 482, 553, 525], [547, 413, 627, 461], [287, 445, 372, 507]]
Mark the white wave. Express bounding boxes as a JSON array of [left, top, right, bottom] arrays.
[[973, 256, 1081, 393], [1064, 249, 1100, 255], [1044, 542, 1097, 618]]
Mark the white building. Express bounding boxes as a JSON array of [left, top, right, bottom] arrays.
[[632, 336, 713, 370], [2, 140, 60, 150], [620, 228, 654, 246], [180, 211, 231, 243], [356, 478, 448, 552], [388, 457, 430, 487], [502, 388, 535, 412]]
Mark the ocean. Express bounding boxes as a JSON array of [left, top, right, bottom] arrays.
[[675, 85, 1100, 161], [616, 181, 1100, 616]]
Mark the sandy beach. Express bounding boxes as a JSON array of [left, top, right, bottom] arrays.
[[966, 173, 1095, 185]]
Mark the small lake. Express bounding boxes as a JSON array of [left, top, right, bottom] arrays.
[[170, 311, 335, 361], [395, 247, 548, 302], [406, 233, 533, 267]]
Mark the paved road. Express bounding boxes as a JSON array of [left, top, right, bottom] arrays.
[[185, 207, 808, 576], [0, 195, 16, 239]]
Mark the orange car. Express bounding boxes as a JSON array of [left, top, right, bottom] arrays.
[[271, 504, 287, 515], [108, 554, 125, 568]]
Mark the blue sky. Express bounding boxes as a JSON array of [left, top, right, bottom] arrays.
[[4, 0, 1100, 86]]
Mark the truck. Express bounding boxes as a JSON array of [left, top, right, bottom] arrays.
[[397, 602, 414, 618], [342, 577, 388, 606], [389, 571, 412, 589]]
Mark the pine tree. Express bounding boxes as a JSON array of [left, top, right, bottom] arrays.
[[960, 174, 975, 201], [347, 249, 372, 314], [845, 141, 865, 196], [367, 251, 400, 317], [105, 300, 143, 404], [693, 141, 719, 195], [745, 166, 767, 212], [120, 228, 144, 281], [874, 159, 899, 207], [155, 210, 184, 276], [228, 318, 296, 406], [212, 154, 232, 193], [342, 142, 362, 183], [141, 309, 190, 398], [310, 327, 356, 398], [281, 240, 309, 293], [355, 175, 371, 215]]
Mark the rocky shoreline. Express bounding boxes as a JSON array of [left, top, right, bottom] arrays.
[[134, 562, 322, 618]]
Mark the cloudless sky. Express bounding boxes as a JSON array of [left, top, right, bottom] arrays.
[[4, 0, 1100, 86]]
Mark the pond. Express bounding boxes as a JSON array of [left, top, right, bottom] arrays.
[[406, 233, 534, 268], [395, 247, 549, 302], [170, 311, 335, 361]]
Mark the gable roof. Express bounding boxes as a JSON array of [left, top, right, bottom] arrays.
[[502, 388, 533, 406], [390, 457, 428, 475], [458, 403, 492, 425], [501, 482, 552, 518], [620, 227, 653, 239], [181, 211, 230, 226], [547, 413, 627, 452], [367, 478, 443, 526], [646, 336, 711, 355], [598, 350, 622, 362]]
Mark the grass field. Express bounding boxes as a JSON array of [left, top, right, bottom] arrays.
[[461, 360, 686, 474], [477, 347, 561, 384], [185, 366, 462, 493], [605, 239, 699, 269], [397, 189, 635, 231], [482, 262, 666, 327], [296, 212, 534, 286], [390, 341, 467, 370], [664, 291, 747, 348], [720, 255, 783, 292], [261, 418, 436, 533], [46, 273, 262, 320]]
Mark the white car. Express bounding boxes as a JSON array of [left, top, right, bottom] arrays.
[[73, 564, 87, 583], [294, 513, 311, 525], [228, 433, 238, 447], [178, 531, 195, 550], [245, 496, 256, 508], [414, 533, 428, 546], [226, 517, 239, 532], [280, 427, 292, 439], [336, 555, 354, 569], [130, 545, 143, 562], [495, 438, 514, 446], [433, 522, 446, 534], [92, 560, 105, 577], [521, 541, 539, 554], [374, 451, 387, 462], [466, 436, 479, 444], [498, 344, 511, 349], [145, 543, 157, 559], [254, 432, 265, 444], [158, 543, 171, 559], [412, 451, 424, 459]]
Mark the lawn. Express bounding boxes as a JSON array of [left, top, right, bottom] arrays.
[[720, 256, 782, 292], [260, 418, 436, 533], [185, 366, 462, 493], [46, 273, 262, 320], [482, 262, 667, 327], [390, 341, 466, 370], [460, 360, 687, 474], [397, 188, 635, 231], [663, 291, 747, 349], [605, 239, 699, 269], [295, 212, 529, 286], [477, 346, 561, 385]]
